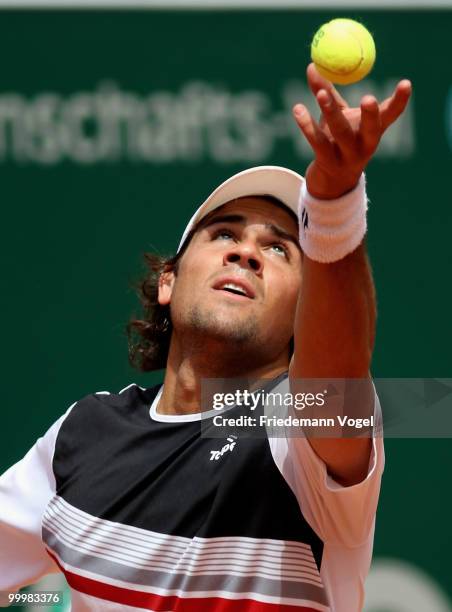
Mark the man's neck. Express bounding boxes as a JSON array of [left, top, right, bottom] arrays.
[[156, 335, 289, 416]]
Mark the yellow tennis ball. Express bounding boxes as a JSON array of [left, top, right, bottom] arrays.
[[311, 18, 376, 85]]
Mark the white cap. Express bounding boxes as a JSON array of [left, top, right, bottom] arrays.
[[177, 165, 304, 252]]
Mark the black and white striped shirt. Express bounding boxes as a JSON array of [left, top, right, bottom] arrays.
[[0, 375, 384, 611]]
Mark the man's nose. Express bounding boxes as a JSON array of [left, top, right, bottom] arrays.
[[223, 240, 263, 273]]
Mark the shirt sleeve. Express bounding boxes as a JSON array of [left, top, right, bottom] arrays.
[[269, 384, 384, 547], [0, 405, 75, 597]]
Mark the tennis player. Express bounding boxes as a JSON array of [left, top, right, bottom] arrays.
[[0, 64, 411, 611]]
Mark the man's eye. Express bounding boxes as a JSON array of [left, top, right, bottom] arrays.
[[213, 229, 235, 240], [270, 244, 288, 257]]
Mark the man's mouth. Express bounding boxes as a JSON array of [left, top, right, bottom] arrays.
[[213, 278, 256, 300]]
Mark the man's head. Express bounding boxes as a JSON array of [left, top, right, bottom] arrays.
[[159, 195, 303, 366], [128, 166, 304, 371]]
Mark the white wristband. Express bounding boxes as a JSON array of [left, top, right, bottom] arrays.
[[298, 174, 368, 263]]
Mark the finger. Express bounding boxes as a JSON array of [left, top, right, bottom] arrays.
[[307, 62, 349, 110], [358, 95, 381, 156], [379, 79, 412, 132], [316, 89, 356, 154], [292, 103, 332, 159]]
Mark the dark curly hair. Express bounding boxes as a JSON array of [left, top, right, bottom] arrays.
[[127, 197, 299, 372], [127, 232, 194, 372]]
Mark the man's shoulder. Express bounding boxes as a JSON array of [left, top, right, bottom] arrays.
[[58, 382, 162, 436], [52, 382, 163, 475], [76, 381, 160, 408]]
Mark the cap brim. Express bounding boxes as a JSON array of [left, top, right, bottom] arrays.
[[177, 165, 304, 252]]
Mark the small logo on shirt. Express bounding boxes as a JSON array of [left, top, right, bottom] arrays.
[[209, 436, 237, 461]]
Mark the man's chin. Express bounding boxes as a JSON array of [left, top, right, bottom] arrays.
[[186, 307, 259, 345], [203, 321, 258, 344]]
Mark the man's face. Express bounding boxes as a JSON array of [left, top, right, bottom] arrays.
[[159, 197, 302, 363]]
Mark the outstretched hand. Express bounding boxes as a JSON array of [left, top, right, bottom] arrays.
[[293, 63, 412, 199]]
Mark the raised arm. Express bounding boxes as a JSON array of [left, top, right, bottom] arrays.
[[289, 64, 412, 486]]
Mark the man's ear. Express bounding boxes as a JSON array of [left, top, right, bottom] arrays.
[[158, 269, 176, 306]]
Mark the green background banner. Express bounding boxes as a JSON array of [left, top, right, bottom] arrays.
[[0, 8, 451, 609]]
